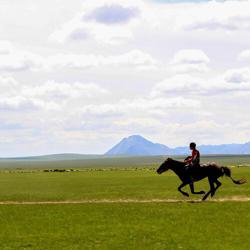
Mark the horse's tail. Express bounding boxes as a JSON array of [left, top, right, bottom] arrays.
[[221, 167, 247, 185]]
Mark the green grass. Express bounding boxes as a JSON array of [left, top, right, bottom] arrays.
[[0, 168, 249, 201], [1, 154, 250, 170], [0, 156, 249, 249], [0, 203, 249, 250]]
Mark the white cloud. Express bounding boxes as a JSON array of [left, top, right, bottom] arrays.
[[152, 69, 250, 98], [0, 76, 109, 112], [170, 49, 210, 73], [0, 40, 44, 72], [0, 96, 42, 111], [151, 75, 207, 96], [0, 40, 157, 72], [1, 0, 250, 155], [0, 76, 19, 95], [78, 96, 200, 120], [170, 120, 235, 144], [171, 49, 210, 65], [170, 63, 210, 74], [176, 1, 250, 32], [49, 0, 148, 44], [22, 80, 109, 100], [51, 0, 250, 46], [0, 40, 13, 54], [238, 50, 250, 61], [224, 68, 250, 83], [48, 50, 158, 70]]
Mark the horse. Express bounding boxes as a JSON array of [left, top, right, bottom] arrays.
[[156, 158, 247, 201]]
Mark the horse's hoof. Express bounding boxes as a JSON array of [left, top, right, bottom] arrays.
[[200, 191, 206, 194], [202, 195, 208, 201], [183, 192, 189, 197]]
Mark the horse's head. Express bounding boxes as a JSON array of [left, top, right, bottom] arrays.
[[156, 158, 172, 174]]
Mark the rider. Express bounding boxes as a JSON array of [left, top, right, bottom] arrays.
[[184, 142, 200, 169]]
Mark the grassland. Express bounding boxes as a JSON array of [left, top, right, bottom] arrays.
[[0, 155, 249, 249], [0, 168, 249, 201], [0, 203, 249, 250], [1, 154, 250, 170]]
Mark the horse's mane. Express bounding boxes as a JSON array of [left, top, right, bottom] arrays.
[[168, 158, 186, 166]]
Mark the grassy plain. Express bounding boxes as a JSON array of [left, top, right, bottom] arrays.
[[0, 203, 249, 250], [0, 155, 249, 250], [0, 168, 249, 201], [1, 154, 250, 169]]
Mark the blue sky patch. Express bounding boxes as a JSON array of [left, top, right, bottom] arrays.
[[87, 5, 139, 24]]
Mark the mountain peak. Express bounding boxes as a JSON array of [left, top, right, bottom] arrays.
[[105, 135, 170, 156], [125, 135, 149, 142], [105, 135, 250, 156], [128, 134, 144, 139]]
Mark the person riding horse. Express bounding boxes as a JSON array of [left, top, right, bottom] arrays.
[[184, 142, 200, 167], [184, 142, 200, 171], [156, 157, 247, 201], [157, 143, 247, 201]]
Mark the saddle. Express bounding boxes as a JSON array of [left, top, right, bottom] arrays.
[[200, 162, 217, 168]]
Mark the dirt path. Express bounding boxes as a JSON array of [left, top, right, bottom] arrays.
[[0, 196, 249, 205]]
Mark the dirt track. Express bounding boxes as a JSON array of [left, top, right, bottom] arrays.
[[0, 196, 249, 205]]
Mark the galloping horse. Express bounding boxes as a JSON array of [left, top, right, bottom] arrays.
[[156, 158, 247, 201]]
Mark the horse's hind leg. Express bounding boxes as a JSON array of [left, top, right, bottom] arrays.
[[189, 183, 205, 195], [211, 179, 222, 197], [202, 177, 215, 201], [178, 182, 189, 197]]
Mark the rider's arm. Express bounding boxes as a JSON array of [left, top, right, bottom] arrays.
[[184, 156, 192, 163]]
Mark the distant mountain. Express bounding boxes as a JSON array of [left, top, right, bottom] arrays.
[[0, 154, 104, 161], [105, 135, 250, 155], [105, 135, 172, 156]]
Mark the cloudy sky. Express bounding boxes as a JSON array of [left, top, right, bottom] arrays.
[[1, 0, 250, 156]]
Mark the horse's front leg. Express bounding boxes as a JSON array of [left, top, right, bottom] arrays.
[[189, 183, 205, 195], [178, 182, 189, 197]]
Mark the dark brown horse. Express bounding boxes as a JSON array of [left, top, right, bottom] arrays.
[[156, 158, 247, 201]]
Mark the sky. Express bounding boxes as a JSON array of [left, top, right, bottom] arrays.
[[0, 0, 250, 156]]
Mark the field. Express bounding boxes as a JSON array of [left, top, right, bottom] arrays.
[[1, 154, 250, 169], [0, 155, 249, 249]]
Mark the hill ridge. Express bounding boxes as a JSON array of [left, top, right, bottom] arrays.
[[105, 135, 250, 155]]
